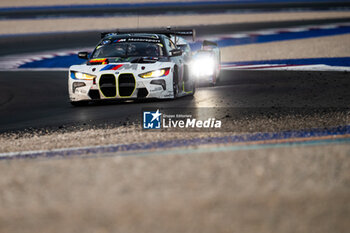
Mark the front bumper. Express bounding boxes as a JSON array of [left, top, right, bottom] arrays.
[[68, 72, 173, 102]]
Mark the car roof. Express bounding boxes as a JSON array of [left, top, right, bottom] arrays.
[[102, 33, 165, 40]]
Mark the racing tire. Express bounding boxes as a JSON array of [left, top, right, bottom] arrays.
[[211, 70, 218, 87], [70, 101, 89, 106], [172, 68, 179, 99], [190, 80, 196, 96], [216, 75, 220, 85], [215, 68, 221, 85]]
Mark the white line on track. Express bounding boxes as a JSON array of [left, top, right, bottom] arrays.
[[223, 64, 350, 71]]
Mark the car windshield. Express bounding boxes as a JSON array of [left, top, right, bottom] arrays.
[[91, 42, 164, 58]]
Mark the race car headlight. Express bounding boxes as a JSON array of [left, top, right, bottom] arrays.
[[71, 71, 96, 80], [191, 57, 215, 76], [139, 68, 170, 78]]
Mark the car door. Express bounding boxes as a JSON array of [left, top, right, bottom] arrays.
[[165, 37, 184, 87]]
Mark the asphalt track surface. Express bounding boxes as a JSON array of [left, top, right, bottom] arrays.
[[0, 69, 349, 134]]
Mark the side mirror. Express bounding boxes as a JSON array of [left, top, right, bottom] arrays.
[[78, 52, 89, 60], [170, 49, 182, 57]]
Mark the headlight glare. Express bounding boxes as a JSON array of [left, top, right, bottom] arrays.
[[191, 57, 215, 77]]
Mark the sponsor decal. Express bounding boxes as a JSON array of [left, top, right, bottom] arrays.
[[127, 38, 161, 43], [100, 64, 138, 71], [106, 37, 161, 44], [100, 64, 123, 71], [120, 64, 138, 70], [114, 39, 126, 43], [89, 58, 108, 65]]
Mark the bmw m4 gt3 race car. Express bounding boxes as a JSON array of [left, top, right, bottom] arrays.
[[68, 28, 196, 106]]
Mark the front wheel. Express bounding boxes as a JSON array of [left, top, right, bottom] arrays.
[[172, 68, 179, 99]]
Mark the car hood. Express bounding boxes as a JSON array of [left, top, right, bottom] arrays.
[[69, 61, 173, 75]]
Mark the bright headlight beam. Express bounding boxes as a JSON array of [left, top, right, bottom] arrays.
[[191, 57, 215, 77], [73, 72, 96, 80], [144, 69, 165, 78], [139, 68, 170, 78]]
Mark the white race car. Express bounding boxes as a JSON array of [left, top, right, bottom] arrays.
[[68, 29, 196, 106], [171, 36, 221, 86]]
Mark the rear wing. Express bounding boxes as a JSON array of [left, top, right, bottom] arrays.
[[101, 27, 196, 41]]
